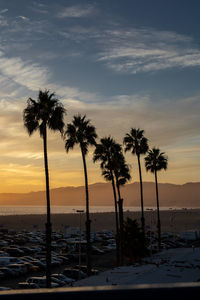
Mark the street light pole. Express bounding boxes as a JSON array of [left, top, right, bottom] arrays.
[[76, 209, 84, 277]]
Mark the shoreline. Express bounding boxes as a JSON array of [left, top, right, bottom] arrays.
[[0, 209, 200, 233]]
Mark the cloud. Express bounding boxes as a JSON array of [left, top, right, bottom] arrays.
[[64, 93, 200, 148], [0, 9, 8, 14], [17, 16, 30, 21], [0, 86, 199, 190], [0, 51, 50, 91], [58, 4, 97, 18], [0, 49, 97, 103], [0, 15, 8, 26], [96, 28, 200, 73], [31, 2, 49, 14], [55, 23, 200, 73]]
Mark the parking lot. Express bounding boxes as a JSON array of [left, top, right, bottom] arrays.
[[0, 227, 117, 290]]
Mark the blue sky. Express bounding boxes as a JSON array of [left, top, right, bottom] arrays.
[[0, 0, 199, 192]]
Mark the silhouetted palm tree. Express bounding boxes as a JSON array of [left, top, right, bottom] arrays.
[[124, 128, 149, 235], [144, 147, 168, 250], [94, 137, 130, 265], [23, 90, 66, 287], [114, 160, 131, 265], [65, 114, 97, 275], [93, 137, 121, 266]]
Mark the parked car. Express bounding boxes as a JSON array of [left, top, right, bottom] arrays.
[[17, 282, 39, 289], [23, 262, 39, 272], [0, 251, 8, 257], [91, 246, 105, 255], [0, 267, 16, 278], [0, 257, 19, 266], [5, 248, 24, 257], [29, 260, 46, 270], [20, 247, 35, 255], [0, 287, 12, 291], [75, 265, 99, 275], [56, 255, 69, 264], [62, 268, 87, 280], [26, 276, 59, 288], [51, 273, 75, 284], [8, 264, 28, 275], [51, 277, 66, 287]]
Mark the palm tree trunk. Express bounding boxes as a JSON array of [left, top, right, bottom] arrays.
[[116, 177, 124, 265], [81, 147, 91, 275], [43, 125, 51, 288], [155, 169, 161, 250], [137, 154, 145, 236], [110, 170, 120, 266]]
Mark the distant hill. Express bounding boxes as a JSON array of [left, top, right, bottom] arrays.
[[0, 182, 199, 207]]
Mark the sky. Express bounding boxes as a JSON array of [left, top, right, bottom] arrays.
[[0, 0, 199, 193]]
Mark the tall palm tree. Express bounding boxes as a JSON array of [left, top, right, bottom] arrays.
[[144, 147, 168, 250], [123, 128, 149, 235], [114, 160, 131, 265], [93, 137, 121, 266], [23, 89, 66, 287], [93, 137, 130, 265], [65, 114, 97, 275]]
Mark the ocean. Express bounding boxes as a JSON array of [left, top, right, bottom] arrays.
[[0, 206, 188, 216]]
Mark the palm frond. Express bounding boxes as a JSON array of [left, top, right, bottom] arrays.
[[64, 114, 97, 155], [23, 90, 66, 137], [123, 128, 149, 155], [145, 147, 168, 173]]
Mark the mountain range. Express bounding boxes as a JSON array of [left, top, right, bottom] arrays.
[[0, 182, 199, 207]]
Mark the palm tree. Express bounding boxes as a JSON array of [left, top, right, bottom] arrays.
[[114, 160, 131, 265], [64, 114, 97, 275], [144, 147, 168, 250], [93, 137, 121, 266], [123, 128, 149, 236], [23, 89, 66, 287], [93, 137, 130, 265]]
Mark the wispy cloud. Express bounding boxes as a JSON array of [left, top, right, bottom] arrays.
[[97, 28, 200, 73], [55, 23, 200, 73], [0, 52, 50, 91], [17, 16, 30, 21], [31, 2, 49, 14], [0, 47, 97, 106], [0, 8, 8, 14], [0, 15, 8, 26], [57, 4, 97, 18]]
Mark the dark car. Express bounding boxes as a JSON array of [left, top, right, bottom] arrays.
[[91, 246, 105, 255], [75, 265, 99, 275], [62, 268, 87, 280], [51, 273, 75, 284], [5, 248, 24, 257], [0, 267, 16, 278]]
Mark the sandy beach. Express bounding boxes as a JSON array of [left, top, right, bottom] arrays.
[[0, 209, 199, 233]]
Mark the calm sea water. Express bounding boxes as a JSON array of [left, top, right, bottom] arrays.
[[0, 206, 189, 216]]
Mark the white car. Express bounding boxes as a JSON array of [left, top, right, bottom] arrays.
[[26, 276, 59, 288]]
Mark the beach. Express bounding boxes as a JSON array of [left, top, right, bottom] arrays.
[[0, 209, 199, 233], [74, 247, 200, 287]]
